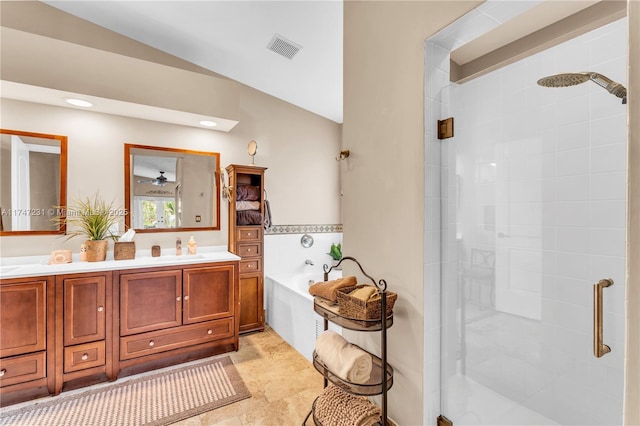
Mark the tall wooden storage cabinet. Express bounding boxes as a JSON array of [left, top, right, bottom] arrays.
[[226, 164, 267, 334]]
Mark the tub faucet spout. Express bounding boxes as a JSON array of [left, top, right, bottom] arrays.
[[305, 259, 314, 266]]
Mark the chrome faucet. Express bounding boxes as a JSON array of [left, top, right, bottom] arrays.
[[305, 259, 314, 266]]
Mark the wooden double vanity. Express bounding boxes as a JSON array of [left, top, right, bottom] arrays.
[[0, 251, 240, 406]]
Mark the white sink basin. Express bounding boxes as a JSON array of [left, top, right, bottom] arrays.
[[154, 254, 206, 262]]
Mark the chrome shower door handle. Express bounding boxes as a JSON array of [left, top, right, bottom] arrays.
[[593, 278, 614, 358]]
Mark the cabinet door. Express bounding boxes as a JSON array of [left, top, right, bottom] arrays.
[[239, 274, 264, 333], [183, 264, 234, 324], [63, 275, 106, 346], [0, 280, 47, 358], [120, 270, 182, 336]]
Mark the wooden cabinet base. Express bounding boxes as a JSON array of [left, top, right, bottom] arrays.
[[0, 382, 51, 407], [117, 337, 237, 379]]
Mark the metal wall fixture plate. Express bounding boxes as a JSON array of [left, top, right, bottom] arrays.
[[300, 234, 314, 248]]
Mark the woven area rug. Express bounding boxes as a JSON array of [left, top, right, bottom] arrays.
[[0, 356, 250, 426]]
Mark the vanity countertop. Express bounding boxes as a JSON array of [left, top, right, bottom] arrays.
[[0, 246, 240, 280]]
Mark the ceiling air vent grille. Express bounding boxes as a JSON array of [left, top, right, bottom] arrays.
[[267, 34, 302, 60]]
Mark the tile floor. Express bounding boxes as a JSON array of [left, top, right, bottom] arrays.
[[172, 327, 323, 426]]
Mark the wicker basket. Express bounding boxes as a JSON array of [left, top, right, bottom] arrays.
[[114, 241, 136, 260], [336, 284, 397, 323]]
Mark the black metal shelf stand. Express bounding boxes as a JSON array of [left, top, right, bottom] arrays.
[[303, 256, 392, 426]]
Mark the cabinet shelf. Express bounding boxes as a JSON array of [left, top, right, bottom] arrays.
[[313, 298, 393, 331], [312, 349, 393, 396]]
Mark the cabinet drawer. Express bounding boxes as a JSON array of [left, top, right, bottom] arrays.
[[240, 258, 262, 274], [236, 227, 262, 242], [0, 352, 46, 388], [64, 341, 106, 373], [120, 318, 234, 361], [237, 243, 261, 258]]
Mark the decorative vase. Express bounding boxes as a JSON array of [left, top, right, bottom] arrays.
[[84, 240, 108, 262]]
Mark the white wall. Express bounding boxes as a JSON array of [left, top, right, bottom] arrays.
[[0, 92, 341, 256], [343, 2, 482, 425]]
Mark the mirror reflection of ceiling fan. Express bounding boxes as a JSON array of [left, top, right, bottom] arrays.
[[137, 171, 169, 186]]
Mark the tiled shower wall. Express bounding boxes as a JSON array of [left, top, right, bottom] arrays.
[[426, 13, 627, 425], [264, 228, 343, 276]]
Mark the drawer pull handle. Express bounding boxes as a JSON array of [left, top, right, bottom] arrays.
[[184, 295, 189, 301], [0, 369, 6, 377], [207, 329, 213, 335], [176, 297, 181, 302], [149, 340, 155, 347], [247, 264, 252, 268], [97, 306, 104, 312], [247, 249, 251, 252], [81, 353, 89, 361]]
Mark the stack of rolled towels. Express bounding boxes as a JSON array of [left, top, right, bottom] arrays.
[[314, 384, 382, 426], [308, 276, 357, 303], [315, 330, 372, 384]]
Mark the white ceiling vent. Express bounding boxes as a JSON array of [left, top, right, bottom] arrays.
[[267, 34, 302, 60]]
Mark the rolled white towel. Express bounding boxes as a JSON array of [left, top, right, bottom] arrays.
[[315, 330, 372, 384]]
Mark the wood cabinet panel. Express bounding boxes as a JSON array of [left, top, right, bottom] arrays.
[[120, 270, 182, 336], [238, 275, 263, 333], [63, 275, 106, 346], [0, 280, 47, 358], [236, 226, 262, 242], [0, 352, 46, 388], [63, 341, 105, 373], [239, 258, 262, 274], [237, 243, 261, 257], [183, 265, 234, 324], [120, 318, 234, 360]]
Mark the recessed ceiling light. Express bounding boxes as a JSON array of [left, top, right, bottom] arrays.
[[66, 98, 93, 107], [199, 120, 217, 127]]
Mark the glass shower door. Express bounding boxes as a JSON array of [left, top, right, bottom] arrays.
[[439, 17, 627, 426]]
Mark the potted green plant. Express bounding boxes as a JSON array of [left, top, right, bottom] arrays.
[[57, 193, 121, 262], [327, 243, 342, 268]]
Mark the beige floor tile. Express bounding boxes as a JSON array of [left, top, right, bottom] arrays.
[[173, 327, 322, 426]]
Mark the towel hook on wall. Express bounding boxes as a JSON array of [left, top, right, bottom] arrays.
[[335, 150, 350, 161]]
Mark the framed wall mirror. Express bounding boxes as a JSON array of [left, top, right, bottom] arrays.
[[124, 144, 220, 233], [0, 129, 67, 235]]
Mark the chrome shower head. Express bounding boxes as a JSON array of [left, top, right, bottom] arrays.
[[537, 72, 627, 104]]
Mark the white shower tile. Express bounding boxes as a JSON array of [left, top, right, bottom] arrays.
[[590, 200, 626, 228], [553, 175, 588, 201], [589, 228, 625, 257], [554, 251, 589, 280], [556, 121, 588, 152], [556, 94, 589, 125], [555, 227, 589, 254], [555, 148, 589, 176], [553, 201, 589, 227], [590, 143, 627, 173], [590, 114, 627, 146], [553, 276, 590, 307], [590, 23, 628, 65], [590, 171, 626, 200], [555, 36, 590, 73]]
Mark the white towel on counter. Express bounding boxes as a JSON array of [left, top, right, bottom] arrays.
[[315, 330, 372, 384]]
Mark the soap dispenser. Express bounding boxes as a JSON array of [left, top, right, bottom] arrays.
[[176, 237, 182, 256], [188, 236, 197, 255]]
